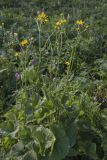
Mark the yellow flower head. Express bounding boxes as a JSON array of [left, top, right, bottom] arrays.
[[76, 27, 80, 31], [20, 39, 28, 47], [55, 18, 67, 29], [15, 52, 21, 58], [76, 20, 84, 26], [37, 12, 48, 23], [65, 61, 70, 66], [79, 110, 84, 116]]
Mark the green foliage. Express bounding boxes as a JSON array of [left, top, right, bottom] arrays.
[[0, 0, 107, 160], [50, 124, 70, 160]]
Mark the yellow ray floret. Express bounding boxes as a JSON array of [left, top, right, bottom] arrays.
[[76, 20, 84, 26], [20, 39, 28, 47], [55, 18, 67, 28], [15, 52, 21, 58], [65, 61, 70, 66], [37, 12, 48, 23]]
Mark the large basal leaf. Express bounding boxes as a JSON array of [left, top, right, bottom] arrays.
[[103, 156, 107, 160], [18, 126, 31, 144], [68, 147, 79, 157], [11, 141, 24, 156], [23, 150, 38, 160], [25, 140, 40, 154], [32, 126, 55, 154], [65, 122, 78, 147], [101, 133, 107, 155], [50, 124, 70, 160], [18, 127, 30, 138], [84, 142, 97, 159], [79, 141, 97, 159], [0, 121, 15, 133]]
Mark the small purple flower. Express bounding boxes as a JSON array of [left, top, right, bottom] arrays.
[[94, 97, 107, 103], [15, 72, 20, 80]]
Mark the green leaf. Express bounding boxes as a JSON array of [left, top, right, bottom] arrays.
[[25, 140, 40, 154], [68, 147, 78, 157], [50, 124, 70, 160], [101, 133, 107, 155], [18, 126, 31, 143], [85, 142, 97, 159], [32, 126, 55, 154], [0, 68, 8, 73], [66, 122, 77, 147], [103, 156, 107, 160], [11, 141, 24, 156], [1, 121, 15, 133], [23, 150, 38, 160]]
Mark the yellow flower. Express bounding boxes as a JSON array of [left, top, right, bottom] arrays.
[[15, 52, 21, 58], [76, 20, 84, 26], [76, 27, 80, 31], [20, 39, 28, 47], [79, 110, 84, 116], [36, 12, 48, 23], [65, 61, 70, 66], [55, 18, 67, 28]]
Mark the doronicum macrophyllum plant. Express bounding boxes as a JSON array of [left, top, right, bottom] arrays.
[[0, 0, 107, 160]]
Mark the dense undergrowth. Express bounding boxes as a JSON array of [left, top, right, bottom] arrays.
[[0, 0, 107, 160]]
